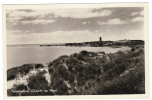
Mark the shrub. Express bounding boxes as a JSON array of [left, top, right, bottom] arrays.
[[7, 89, 19, 96], [28, 71, 48, 90], [102, 62, 113, 72], [98, 66, 145, 94], [77, 73, 85, 86], [131, 48, 135, 52], [75, 65, 85, 72], [77, 54, 84, 61], [70, 53, 78, 57], [26, 70, 54, 95], [80, 50, 89, 56], [7, 67, 19, 81], [48, 67, 53, 73], [7, 84, 29, 96], [52, 79, 68, 95], [7, 72, 16, 81], [56, 65, 69, 80], [35, 64, 44, 69], [48, 55, 69, 67], [20, 64, 33, 75], [76, 50, 91, 61], [132, 48, 144, 57], [99, 51, 105, 54], [67, 75, 75, 83], [15, 84, 28, 90], [133, 58, 141, 63], [66, 57, 78, 65]]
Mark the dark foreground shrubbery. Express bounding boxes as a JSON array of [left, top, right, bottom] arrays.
[[8, 70, 54, 96], [7, 84, 28, 96], [7, 64, 44, 81], [7, 45, 145, 96], [98, 66, 145, 94], [7, 67, 20, 81]]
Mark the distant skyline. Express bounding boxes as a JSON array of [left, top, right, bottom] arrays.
[[6, 5, 144, 45]]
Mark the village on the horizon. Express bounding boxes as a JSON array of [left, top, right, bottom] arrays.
[[39, 37, 144, 47]]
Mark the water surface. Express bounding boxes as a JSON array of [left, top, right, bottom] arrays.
[[7, 46, 130, 69]]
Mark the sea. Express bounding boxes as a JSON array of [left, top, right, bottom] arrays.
[[6, 44, 130, 69]]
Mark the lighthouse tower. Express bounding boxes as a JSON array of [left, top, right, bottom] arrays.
[[99, 37, 102, 46], [100, 37, 102, 42]]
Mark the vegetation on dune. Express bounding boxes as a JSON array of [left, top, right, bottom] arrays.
[[7, 67, 20, 81], [7, 45, 145, 96], [48, 45, 145, 95], [7, 64, 44, 81]]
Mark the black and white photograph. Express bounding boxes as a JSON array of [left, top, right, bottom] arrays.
[[3, 3, 149, 98]]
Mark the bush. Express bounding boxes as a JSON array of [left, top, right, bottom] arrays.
[[7, 84, 29, 96], [20, 64, 33, 75], [28, 71, 48, 90], [52, 79, 68, 95], [48, 67, 53, 73], [98, 66, 145, 94], [7, 89, 19, 96], [98, 51, 105, 54], [80, 50, 89, 56], [16, 84, 28, 90], [131, 48, 135, 52], [67, 75, 75, 83], [7, 67, 19, 81], [132, 48, 144, 57], [48, 55, 69, 67], [7, 72, 16, 81], [70, 53, 78, 57], [35, 64, 44, 69], [26, 71, 53, 95], [66, 57, 78, 65]]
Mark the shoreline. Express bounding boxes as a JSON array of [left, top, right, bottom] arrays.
[[7, 40, 144, 47]]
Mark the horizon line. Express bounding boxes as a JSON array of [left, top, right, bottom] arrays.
[[6, 39, 144, 45]]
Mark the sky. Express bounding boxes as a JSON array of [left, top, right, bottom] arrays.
[[6, 6, 144, 45]]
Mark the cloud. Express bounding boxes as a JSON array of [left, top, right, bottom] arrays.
[[130, 17, 144, 22], [7, 17, 56, 25], [82, 21, 91, 24], [47, 9, 113, 18], [82, 22, 87, 24], [98, 18, 128, 25], [98, 16, 144, 25], [122, 29, 144, 40], [130, 10, 144, 16], [6, 10, 56, 25], [20, 19, 56, 25], [6, 30, 104, 44], [95, 30, 100, 33], [6, 17, 22, 22], [6, 8, 113, 25], [130, 12, 139, 16], [6, 30, 22, 34], [7, 10, 47, 18]]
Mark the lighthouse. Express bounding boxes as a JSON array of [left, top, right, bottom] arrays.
[[99, 37, 102, 46], [100, 37, 102, 42]]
